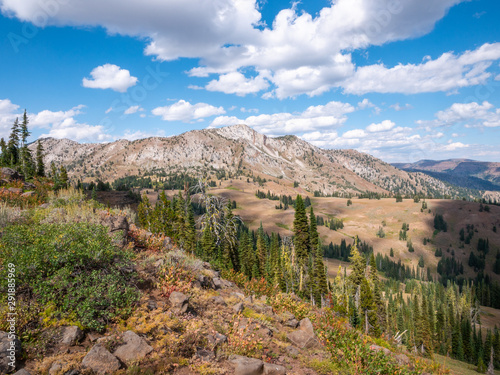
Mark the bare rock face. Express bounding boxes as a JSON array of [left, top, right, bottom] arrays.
[[81, 345, 121, 375], [169, 291, 189, 314], [263, 362, 287, 375], [113, 330, 153, 363], [60, 326, 84, 346], [98, 211, 129, 246], [49, 360, 66, 375], [395, 353, 410, 366], [286, 318, 319, 349], [0, 331, 22, 373], [12, 370, 31, 375], [369, 344, 392, 356], [229, 355, 264, 375], [233, 302, 245, 313], [228, 355, 287, 375]]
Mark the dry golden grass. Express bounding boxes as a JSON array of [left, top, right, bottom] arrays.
[[202, 179, 500, 284]]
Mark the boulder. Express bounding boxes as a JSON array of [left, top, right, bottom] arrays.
[[233, 302, 245, 313], [98, 211, 129, 246], [254, 304, 274, 315], [63, 370, 80, 375], [49, 361, 66, 375], [263, 363, 287, 375], [113, 330, 153, 363], [212, 277, 223, 290], [395, 353, 410, 366], [197, 275, 212, 289], [0, 168, 23, 181], [60, 326, 84, 346], [7, 188, 23, 194], [231, 292, 245, 300], [0, 330, 22, 373], [369, 344, 391, 356], [169, 291, 189, 314], [81, 345, 121, 374], [286, 318, 319, 349], [229, 355, 264, 375], [20, 191, 35, 197]]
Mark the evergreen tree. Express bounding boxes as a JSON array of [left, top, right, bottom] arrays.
[[369, 252, 384, 334], [59, 166, 69, 189], [200, 217, 217, 261], [0, 138, 7, 166], [35, 140, 45, 177], [313, 241, 327, 307], [238, 231, 251, 277], [256, 223, 266, 276], [348, 237, 366, 290], [7, 118, 20, 167], [19, 110, 34, 178], [360, 277, 377, 335], [293, 195, 309, 292], [91, 186, 97, 201], [309, 206, 318, 252], [269, 233, 280, 283], [420, 295, 433, 356]]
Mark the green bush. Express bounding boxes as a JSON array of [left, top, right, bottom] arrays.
[[0, 222, 139, 332]]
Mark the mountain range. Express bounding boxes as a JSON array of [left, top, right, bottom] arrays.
[[393, 159, 500, 192], [31, 124, 488, 199]]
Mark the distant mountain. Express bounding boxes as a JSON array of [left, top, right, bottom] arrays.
[[393, 159, 500, 192], [31, 124, 479, 198]]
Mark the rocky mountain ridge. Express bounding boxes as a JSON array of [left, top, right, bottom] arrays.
[[31, 124, 476, 198], [393, 159, 500, 192]]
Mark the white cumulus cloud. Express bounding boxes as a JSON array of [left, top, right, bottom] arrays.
[[420, 101, 500, 128], [124, 105, 144, 115], [366, 120, 395, 133], [342, 43, 500, 94], [82, 64, 138, 92], [210, 101, 355, 134], [205, 71, 270, 96], [4, 0, 490, 98], [152, 100, 225, 122]]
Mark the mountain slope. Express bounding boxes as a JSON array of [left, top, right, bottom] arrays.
[[394, 159, 500, 191], [32, 124, 477, 198]]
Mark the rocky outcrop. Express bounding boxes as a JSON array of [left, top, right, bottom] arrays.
[[0, 331, 21, 373], [60, 326, 84, 346], [98, 211, 129, 246], [229, 355, 286, 375], [0, 168, 23, 182], [169, 291, 189, 314], [113, 330, 153, 363], [286, 318, 318, 349], [81, 345, 121, 375]]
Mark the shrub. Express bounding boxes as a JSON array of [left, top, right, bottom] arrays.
[[0, 222, 139, 332]]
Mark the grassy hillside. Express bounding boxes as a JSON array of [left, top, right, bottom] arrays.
[[166, 177, 500, 283]]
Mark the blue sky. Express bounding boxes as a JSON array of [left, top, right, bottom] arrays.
[[0, 0, 499, 163]]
